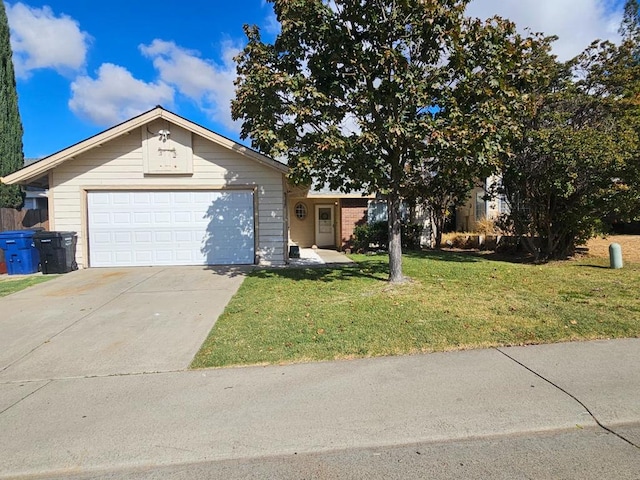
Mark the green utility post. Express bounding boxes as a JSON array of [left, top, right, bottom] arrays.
[[609, 243, 623, 269]]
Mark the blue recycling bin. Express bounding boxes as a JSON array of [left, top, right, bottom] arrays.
[[0, 230, 40, 275]]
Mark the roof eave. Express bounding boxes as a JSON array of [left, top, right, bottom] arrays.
[[3, 107, 288, 185], [157, 110, 288, 174], [3, 108, 163, 185]]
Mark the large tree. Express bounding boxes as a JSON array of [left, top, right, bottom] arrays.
[[232, 0, 544, 282], [616, 0, 640, 222], [497, 33, 640, 261], [0, 1, 24, 209], [620, 0, 640, 41]]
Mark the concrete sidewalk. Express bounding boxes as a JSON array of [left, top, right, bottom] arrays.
[[0, 339, 639, 478]]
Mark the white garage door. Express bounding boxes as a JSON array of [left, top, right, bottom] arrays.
[[88, 190, 255, 267]]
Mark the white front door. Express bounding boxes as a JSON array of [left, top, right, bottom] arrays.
[[315, 204, 335, 247]]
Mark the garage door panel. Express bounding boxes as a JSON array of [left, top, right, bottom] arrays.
[[91, 232, 111, 244], [153, 192, 171, 204], [154, 212, 171, 224], [112, 192, 131, 205], [90, 193, 110, 206], [91, 212, 110, 225], [135, 252, 153, 263], [155, 250, 173, 262], [174, 211, 192, 223], [133, 212, 152, 224], [154, 231, 172, 243], [174, 230, 192, 242], [113, 212, 132, 225], [132, 192, 152, 204], [134, 231, 152, 243], [88, 191, 254, 267], [115, 251, 134, 264], [174, 192, 192, 203], [175, 250, 194, 262], [113, 231, 132, 244]]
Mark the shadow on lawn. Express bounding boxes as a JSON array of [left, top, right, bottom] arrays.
[[251, 260, 390, 283], [404, 249, 534, 265], [572, 264, 611, 270], [248, 249, 543, 283]]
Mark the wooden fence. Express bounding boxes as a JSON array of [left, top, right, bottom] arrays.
[[0, 208, 49, 266], [0, 207, 49, 231]]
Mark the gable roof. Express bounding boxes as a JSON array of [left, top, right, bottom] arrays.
[[1, 106, 288, 185]]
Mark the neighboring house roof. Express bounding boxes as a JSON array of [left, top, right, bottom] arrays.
[[1, 106, 288, 186], [307, 183, 374, 198]]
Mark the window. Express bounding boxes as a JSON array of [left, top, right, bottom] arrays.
[[367, 199, 408, 223], [475, 191, 485, 221], [294, 202, 307, 220], [498, 194, 510, 215], [23, 197, 47, 210]]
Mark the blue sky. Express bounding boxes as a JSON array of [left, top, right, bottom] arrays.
[[6, 0, 626, 159]]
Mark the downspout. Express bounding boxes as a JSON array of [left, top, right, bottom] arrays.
[[283, 175, 290, 264]]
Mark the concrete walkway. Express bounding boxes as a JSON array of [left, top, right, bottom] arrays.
[[289, 248, 354, 266], [0, 338, 638, 478]]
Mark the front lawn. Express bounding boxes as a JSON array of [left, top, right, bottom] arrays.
[[0, 275, 56, 297], [191, 251, 640, 368]]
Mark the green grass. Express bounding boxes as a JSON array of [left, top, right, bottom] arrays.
[[191, 250, 640, 368], [0, 275, 56, 297]]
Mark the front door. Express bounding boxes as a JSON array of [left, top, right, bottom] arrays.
[[315, 204, 335, 247]]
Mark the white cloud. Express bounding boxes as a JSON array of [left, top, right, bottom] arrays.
[[140, 39, 241, 131], [466, 0, 623, 61], [6, 2, 90, 78], [69, 63, 174, 125], [263, 11, 281, 36]]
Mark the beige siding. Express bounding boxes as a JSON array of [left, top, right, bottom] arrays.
[[288, 198, 341, 248], [289, 199, 314, 247], [456, 192, 477, 232], [51, 126, 286, 267], [456, 176, 502, 232]]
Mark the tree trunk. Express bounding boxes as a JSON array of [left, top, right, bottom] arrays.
[[432, 210, 445, 248], [387, 191, 404, 283]]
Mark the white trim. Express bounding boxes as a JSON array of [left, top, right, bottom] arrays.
[[314, 204, 335, 247], [2, 107, 287, 185]]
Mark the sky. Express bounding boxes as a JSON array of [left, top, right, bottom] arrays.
[[5, 0, 627, 159]]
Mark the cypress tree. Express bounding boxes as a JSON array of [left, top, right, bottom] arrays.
[[620, 0, 640, 41], [0, 1, 24, 209]]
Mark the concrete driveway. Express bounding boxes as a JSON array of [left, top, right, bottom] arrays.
[[0, 267, 245, 382]]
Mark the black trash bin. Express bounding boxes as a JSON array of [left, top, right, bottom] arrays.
[[33, 231, 78, 274]]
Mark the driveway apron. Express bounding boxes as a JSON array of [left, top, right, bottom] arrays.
[[0, 267, 245, 382]]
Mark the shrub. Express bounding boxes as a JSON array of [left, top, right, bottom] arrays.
[[402, 223, 423, 250], [352, 221, 388, 251], [353, 221, 422, 252]]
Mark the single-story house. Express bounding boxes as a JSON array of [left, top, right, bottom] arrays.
[[2, 107, 289, 268], [455, 176, 507, 232], [2, 107, 433, 267], [287, 183, 377, 250]]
